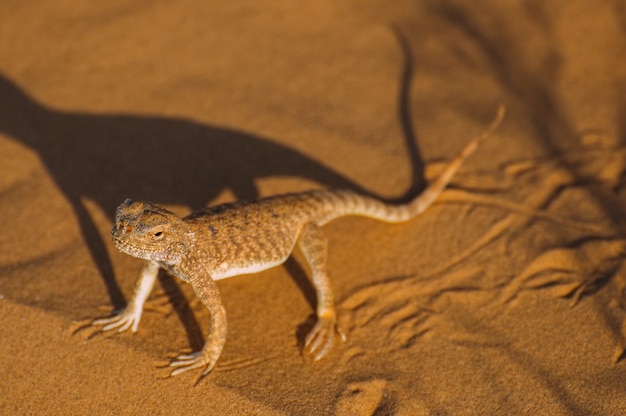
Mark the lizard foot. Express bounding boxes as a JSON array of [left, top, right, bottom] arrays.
[[169, 349, 219, 378], [304, 315, 347, 361], [92, 304, 143, 333]]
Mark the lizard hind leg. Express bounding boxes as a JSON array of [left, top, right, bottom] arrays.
[[298, 222, 346, 361]]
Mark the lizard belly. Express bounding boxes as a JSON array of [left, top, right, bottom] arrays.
[[211, 257, 288, 280]]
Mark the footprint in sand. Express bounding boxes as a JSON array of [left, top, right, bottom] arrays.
[[334, 379, 389, 416]]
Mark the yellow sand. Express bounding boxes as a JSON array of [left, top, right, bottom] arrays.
[[2, 1, 626, 414]]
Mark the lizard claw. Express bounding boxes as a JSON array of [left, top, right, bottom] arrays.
[[169, 350, 218, 378], [304, 315, 346, 361], [92, 304, 143, 333]]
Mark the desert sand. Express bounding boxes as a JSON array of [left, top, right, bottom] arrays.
[[2, 1, 626, 414]]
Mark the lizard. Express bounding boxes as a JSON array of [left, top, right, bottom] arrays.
[[87, 105, 505, 379]]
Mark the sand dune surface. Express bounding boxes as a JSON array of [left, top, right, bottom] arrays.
[[2, 1, 626, 414]]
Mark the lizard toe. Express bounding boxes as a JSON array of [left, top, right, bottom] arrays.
[[169, 350, 218, 377], [304, 316, 346, 361]]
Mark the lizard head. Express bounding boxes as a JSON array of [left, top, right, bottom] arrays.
[[111, 199, 194, 264]]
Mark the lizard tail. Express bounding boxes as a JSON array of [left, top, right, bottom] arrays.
[[319, 105, 506, 225], [399, 104, 506, 220]]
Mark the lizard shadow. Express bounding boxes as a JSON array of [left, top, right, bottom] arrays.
[[0, 74, 358, 347], [0, 29, 424, 349]]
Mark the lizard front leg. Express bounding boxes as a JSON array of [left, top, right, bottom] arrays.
[[298, 222, 346, 360], [94, 260, 159, 332], [169, 271, 227, 377]]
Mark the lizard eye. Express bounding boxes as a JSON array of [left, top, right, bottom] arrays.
[[153, 231, 164, 240]]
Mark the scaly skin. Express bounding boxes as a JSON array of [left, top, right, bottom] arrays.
[[88, 106, 505, 380]]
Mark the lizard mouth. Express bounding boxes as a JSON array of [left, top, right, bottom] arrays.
[[111, 235, 144, 258], [111, 234, 180, 264]]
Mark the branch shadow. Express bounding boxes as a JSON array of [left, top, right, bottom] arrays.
[[426, 0, 626, 363], [428, 0, 626, 253]]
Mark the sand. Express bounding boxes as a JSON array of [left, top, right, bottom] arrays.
[[2, 1, 626, 414]]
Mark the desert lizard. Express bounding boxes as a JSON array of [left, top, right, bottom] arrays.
[[88, 106, 505, 379]]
